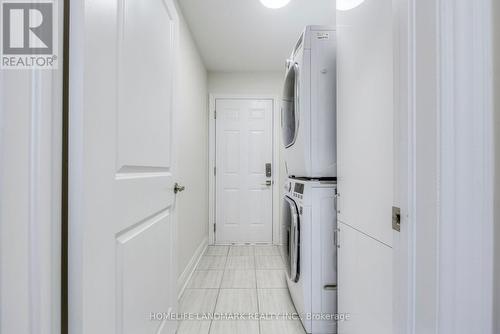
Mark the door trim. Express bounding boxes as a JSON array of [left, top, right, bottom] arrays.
[[394, 0, 495, 332], [0, 0, 64, 330], [208, 94, 281, 245]]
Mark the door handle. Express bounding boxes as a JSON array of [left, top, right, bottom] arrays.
[[260, 180, 272, 187], [174, 183, 185, 194]]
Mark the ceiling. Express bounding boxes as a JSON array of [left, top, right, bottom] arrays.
[[177, 0, 336, 72]]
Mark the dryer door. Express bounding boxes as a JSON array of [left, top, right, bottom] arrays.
[[282, 196, 300, 282], [281, 63, 300, 148]]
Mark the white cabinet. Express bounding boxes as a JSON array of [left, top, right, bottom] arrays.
[[337, 222, 392, 334], [336, 0, 394, 246], [336, 0, 394, 332]]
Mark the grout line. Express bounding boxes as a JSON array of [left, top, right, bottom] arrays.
[[207, 248, 228, 333], [253, 253, 262, 334], [185, 245, 285, 334]]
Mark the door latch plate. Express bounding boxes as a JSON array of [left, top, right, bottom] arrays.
[[392, 206, 401, 232]]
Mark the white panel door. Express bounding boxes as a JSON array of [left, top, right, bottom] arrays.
[[337, 222, 392, 334], [215, 99, 273, 243], [69, 0, 179, 333]]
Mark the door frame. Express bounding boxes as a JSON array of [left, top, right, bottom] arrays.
[[0, 1, 65, 333], [394, 0, 494, 332], [208, 94, 281, 245]]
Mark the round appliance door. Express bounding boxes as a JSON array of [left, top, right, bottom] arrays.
[[282, 196, 300, 282], [281, 63, 300, 148]]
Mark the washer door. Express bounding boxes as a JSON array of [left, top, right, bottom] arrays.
[[281, 63, 300, 148], [282, 196, 300, 282]]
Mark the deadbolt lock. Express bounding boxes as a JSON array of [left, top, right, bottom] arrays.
[[265, 163, 272, 177]]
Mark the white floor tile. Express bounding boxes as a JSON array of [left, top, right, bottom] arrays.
[[177, 320, 211, 334], [255, 255, 284, 269], [254, 245, 280, 256], [209, 320, 259, 334], [179, 289, 218, 314], [215, 289, 258, 314], [188, 270, 223, 289], [197, 256, 227, 270], [228, 245, 254, 256], [256, 270, 287, 288], [260, 320, 306, 334], [225, 256, 254, 269], [221, 270, 256, 289], [257, 289, 296, 315], [180, 244, 304, 334]]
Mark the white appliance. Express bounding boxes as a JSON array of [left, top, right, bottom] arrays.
[[281, 178, 338, 334], [282, 26, 337, 178]]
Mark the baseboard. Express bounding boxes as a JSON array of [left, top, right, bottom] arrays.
[[177, 236, 208, 300]]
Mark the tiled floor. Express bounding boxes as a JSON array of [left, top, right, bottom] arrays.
[[178, 245, 306, 334]]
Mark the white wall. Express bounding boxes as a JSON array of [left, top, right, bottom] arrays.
[[208, 71, 286, 244], [208, 71, 283, 96], [174, 3, 209, 288]]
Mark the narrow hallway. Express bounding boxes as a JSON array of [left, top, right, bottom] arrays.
[[178, 245, 305, 334]]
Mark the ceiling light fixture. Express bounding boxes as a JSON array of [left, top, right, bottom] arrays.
[[337, 0, 365, 11], [260, 0, 291, 9]]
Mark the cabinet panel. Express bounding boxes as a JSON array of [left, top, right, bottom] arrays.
[[336, 0, 394, 246], [338, 222, 392, 334]]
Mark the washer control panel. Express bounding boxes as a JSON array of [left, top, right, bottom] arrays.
[[290, 182, 304, 199]]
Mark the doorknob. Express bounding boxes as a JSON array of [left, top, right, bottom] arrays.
[[174, 183, 185, 194], [260, 180, 272, 187]]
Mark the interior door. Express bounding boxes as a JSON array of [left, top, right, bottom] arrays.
[[215, 99, 273, 243], [69, 0, 179, 333]]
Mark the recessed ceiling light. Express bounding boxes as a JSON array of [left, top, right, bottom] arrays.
[[260, 0, 291, 9], [337, 0, 365, 11]]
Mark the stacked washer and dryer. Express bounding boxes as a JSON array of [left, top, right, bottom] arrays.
[[281, 26, 338, 334]]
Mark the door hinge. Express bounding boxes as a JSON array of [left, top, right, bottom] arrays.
[[214, 110, 217, 119], [336, 227, 340, 248], [214, 223, 216, 233], [334, 192, 340, 214], [214, 166, 216, 176]]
